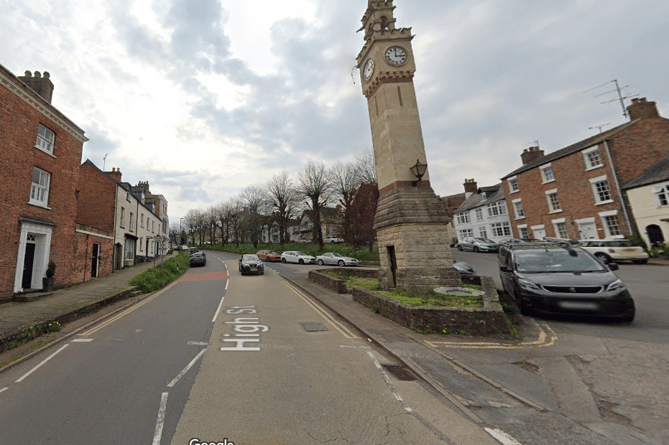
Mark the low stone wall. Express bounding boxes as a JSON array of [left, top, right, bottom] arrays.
[[308, 268, 379, 294], [352, 275, 511, 336]]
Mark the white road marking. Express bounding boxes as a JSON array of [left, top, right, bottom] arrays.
[[0, 387, 7, 394], [152, 392, 169, 445], [15, 344, 69, 383], [71, 338, 94, 343], [212, 296, 225, 322], [167, 349, 207, 388], [187, 341, 209, 346], [225, 279, 229, 291], [284, 282, 357, 338], [367, 351, 403, 402], [484, 427, 524, 445]]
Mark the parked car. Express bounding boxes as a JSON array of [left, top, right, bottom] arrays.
[[189, 251, 207, 267], [189, 247, 198, 254], [316, 252, 358, 266], [497, 240, 635, 321], [453, 261, 475, 276], [257, 250, 281, 262], [577, 239, 649, 264], [239, 254, 264, 275], [281, 251, 316, 264], [456, 237, 499, 252], [179, 245, 189, 251], [323, 236, 344, 244]]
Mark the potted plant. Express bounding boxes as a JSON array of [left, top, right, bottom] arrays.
[[43, 261, 56, 292]]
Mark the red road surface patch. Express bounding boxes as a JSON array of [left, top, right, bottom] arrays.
[[178, 271, 229, 282]]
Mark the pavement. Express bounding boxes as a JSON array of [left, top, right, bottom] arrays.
[[1, 252, 667, 445]]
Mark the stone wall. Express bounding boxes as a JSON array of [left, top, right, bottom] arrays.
[[352, 275, 511, 336], [309, 268, 379, 294]]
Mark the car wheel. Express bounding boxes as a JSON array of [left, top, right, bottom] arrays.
[[457, 245, 463, 251], [317, 259, 324, 265], [338, 260, 345, 267], [594, 252, 611, 264], [260, 270, 265, 275], [281, 258, 286, 263], [473, 246, 479, 252], [299, 259, 304, 264], [632, 259, 648, 264]]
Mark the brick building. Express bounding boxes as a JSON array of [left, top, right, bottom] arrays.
[[0, 64, 89, 298], [501, 98, 669, 241]]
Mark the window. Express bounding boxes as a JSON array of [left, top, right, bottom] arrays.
[[604, 215, 622, 237], [130, 212, 134, 231], [120, 207, 125, 227], [508, 176, 519, 193], [491, 222, 511, 237], [487, 201, 506, 217], [475, 208, 483, 221], [478, 227, 487, 239], [540, 164, 555, 183], [139, 237, 143, 251], [518, 226, 529, 239], [456, 212, 470, 225], [553, 220, 569, 239], [36, 124, 55, 154], [654, 184, 669, 206], [546, 190, 561, 212], [583, 147, 603, 170], [30, 167, 50, 206], [458, 229, 473, 239], [152, 221, 155, 233], [590, 176, 613, 204], [512, 199, 525, 219], [141, 214, 144, 228]]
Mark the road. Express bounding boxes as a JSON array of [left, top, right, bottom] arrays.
[[0, 251, 498, 445]]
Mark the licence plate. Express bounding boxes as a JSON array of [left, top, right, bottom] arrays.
[[559, 301, 598, 310]]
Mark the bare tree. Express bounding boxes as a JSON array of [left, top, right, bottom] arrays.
[[241, 185, 267, 248], [297, 161, 333, 250], [355, 150, 378, 186], [266, 172, 299, 247], [331, 161, 360, 239]]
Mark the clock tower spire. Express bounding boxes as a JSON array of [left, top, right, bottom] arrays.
[[357, 0, 460, 292]]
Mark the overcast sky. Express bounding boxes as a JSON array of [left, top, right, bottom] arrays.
[[2, 0, 668, 221]]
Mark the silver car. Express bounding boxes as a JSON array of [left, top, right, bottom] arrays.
[[456, 237, 499, 253], [316, 252, 358, 266]]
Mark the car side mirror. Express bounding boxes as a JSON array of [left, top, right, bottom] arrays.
[[608, 263, 619, 271], [499, 265, 511, 272]]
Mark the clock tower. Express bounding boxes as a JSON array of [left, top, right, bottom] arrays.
[[357, 0, 460, 292]]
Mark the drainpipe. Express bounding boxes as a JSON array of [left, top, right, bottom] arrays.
[[602, 139, 633, 235]]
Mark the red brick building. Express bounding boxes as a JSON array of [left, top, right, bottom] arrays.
[[501, 98, 669, 241], [0, 65, 87, 298]]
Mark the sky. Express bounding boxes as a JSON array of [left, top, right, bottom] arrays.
[[2, 0, 669, 222]]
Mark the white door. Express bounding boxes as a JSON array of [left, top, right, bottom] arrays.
[[532, 227, 546, 240], [578, 221, 598, 240]]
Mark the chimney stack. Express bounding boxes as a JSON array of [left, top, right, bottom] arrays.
[[463, 178, 477, 198], [521, 146, 545, 165], [18, 70, 54, 104], [627, 97, 659, 121], [106, 168, 122, 182]]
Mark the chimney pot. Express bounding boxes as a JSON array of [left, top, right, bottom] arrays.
[[521, 145, 545, 165], [627, 97, 659, 121]]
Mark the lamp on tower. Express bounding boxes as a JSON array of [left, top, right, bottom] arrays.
[[410, 159, 428, 186]]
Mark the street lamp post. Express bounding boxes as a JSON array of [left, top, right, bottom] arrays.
[[179, 217, 186, 246]]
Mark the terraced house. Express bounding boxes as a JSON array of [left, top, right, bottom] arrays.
[[501, 98, 669, 242]]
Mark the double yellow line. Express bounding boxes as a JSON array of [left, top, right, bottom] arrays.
[[284, 282, 357, 339], [79, 282, 178, 336]]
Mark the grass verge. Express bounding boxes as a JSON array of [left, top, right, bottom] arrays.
[[129, 252, 191, 293]]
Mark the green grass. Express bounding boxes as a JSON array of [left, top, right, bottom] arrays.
[[379, 288, 484, 308], [129, 252, 191, 293], [198, 242, 380, 262]]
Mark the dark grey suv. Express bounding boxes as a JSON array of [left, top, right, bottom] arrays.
[[498, 241, 635, 322]]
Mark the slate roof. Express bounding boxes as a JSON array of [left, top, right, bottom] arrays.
[[455, 184, 505, 213], [624, 156, 669, 189], [501, 121, 636, 179]]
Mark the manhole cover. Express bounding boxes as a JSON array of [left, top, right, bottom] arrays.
[[301, 322, 329, 332], [382, 364, 417, 381]]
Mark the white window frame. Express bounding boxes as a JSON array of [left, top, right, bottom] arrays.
[[598, 210, 623, 238], [552, 217, 569, 239], [517, 224, 529, 239], [491, 222, 512, 237], [458, 229, 473, 239], [653, 184, 669, 207], [130, 212, 134, 231], [456, 212, 470, 225], [540, 163, 555, 183], [583, 146, 603, 171], [120, 207, 125, 227], [478, 227, 487, 239], [508, 176, 519, 193], [475, 207, 483, 221], [35, 124, 55, 154], [512, 198, 525, 219], [30, 167, 51, 207], [545, 189, 562, 213], [487, 201, 506, 217], [589, 175, 613, 205], [141, 213, 144, 228]]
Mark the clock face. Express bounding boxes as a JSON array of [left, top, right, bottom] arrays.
[[385, 46, 408, 66], [363, 58, 374, 81]]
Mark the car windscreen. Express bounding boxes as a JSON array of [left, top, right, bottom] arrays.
[[515, 249, 606, 273], [296, 252, 307, 256], [242, 255, 260, 261]]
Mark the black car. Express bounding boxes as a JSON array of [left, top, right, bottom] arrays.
[[239, 254, 264, 275], [498, 241, 635, 322], [190, 251, 206, 267]]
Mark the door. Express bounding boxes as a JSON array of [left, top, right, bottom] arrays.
[[387, 246, 397, 288], [647, 224, 664, 247], [532, 227, 546, 240], [91, 243, 100, 278], [22, 243, 36, 289], [578, 221, 598, 240]]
